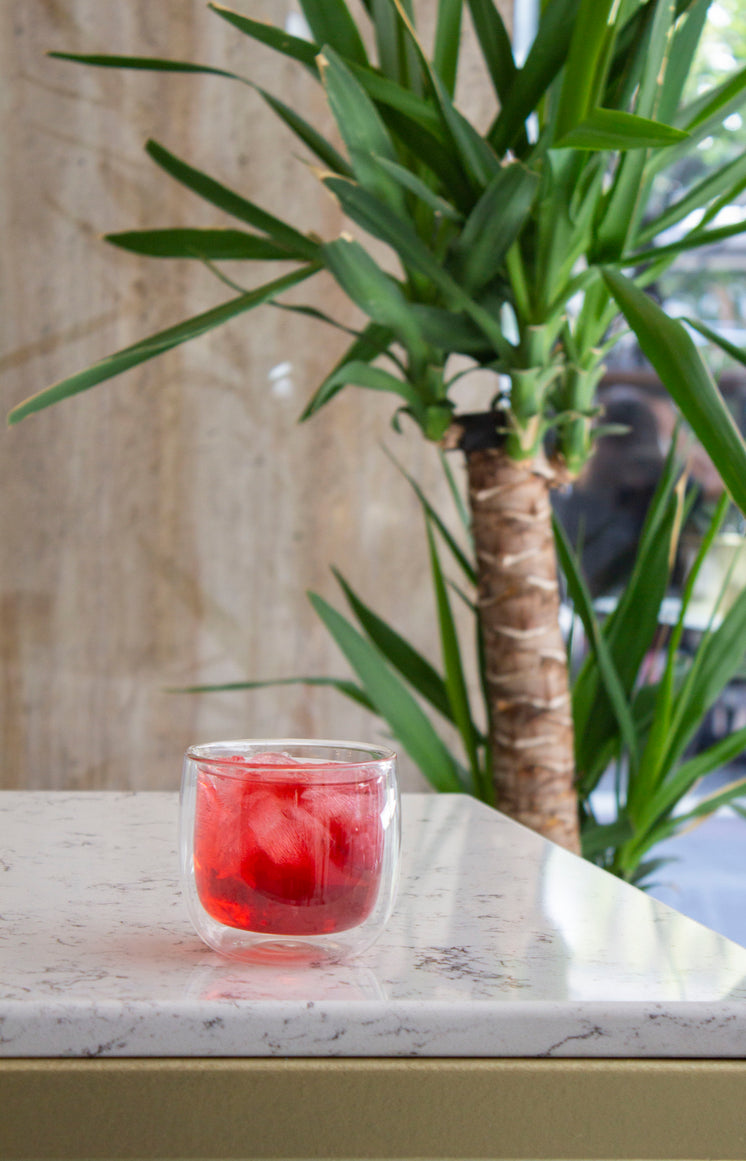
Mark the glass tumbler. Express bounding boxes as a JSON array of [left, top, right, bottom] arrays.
[[180, 740, 400, 961]]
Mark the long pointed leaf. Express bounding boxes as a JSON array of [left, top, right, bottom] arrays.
[[333, 568, 454, 722], [256, 87, 353, 176], [626, 218, 746, 266], [105, 228, 299, 260], [603, 268, 746, 516], [317, 360, 427, 419], [308, 592, 465, 791], [656, 0, 711, 124], [466, 0, 517, 107], [425, 519, 481, 790], [433, 0, 464, 97], [683, 317, 746, 371], [8, 265, 320, 424], [389, 0, 500, 189], [383, 445, 476, 584], [319, 48, 407, 216], [145, 140, 320, 260], [488, 0, 582, 156], [553, 515, 640, 779], [298, 0, 369, 65], [171, 674, 374, 712], [48, 51, 248, 82], [553, 0, 616, 140], [322, 178, 511, 358], [555, 108, 687, 151], [449, 163, 540, 293], [320, 236, 428, 363], [642, 727, 746, 831], [665, 581, 746, 770], [636, 152, 746, 246], [371, 155, 462, 220], [207, 3, 319, 71], [593, 0, 677, 258], [300, 321, 395, 420]]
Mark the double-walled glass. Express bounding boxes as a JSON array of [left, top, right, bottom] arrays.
[[180, 740, 400, 961]]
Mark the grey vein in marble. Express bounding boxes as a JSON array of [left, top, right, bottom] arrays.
[[1, 792, 745, 1058]]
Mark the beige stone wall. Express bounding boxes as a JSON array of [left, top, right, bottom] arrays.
[[1, 1, 509, 792]]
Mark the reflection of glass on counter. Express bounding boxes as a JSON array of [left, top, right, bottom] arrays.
[[185, 961, 386, 1004]]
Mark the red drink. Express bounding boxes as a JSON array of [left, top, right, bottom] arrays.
[[193, 754, 385, 935]]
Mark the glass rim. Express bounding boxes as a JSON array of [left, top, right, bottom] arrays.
[[185, 738, 397, 771]]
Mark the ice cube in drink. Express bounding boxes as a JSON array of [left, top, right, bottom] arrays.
[[193, 753, 385, 935]]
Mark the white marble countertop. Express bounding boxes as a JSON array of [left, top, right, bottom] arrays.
[[2, 791, 746, 1058]]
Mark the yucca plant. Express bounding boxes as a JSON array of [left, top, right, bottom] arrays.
[[10, 0, 746, 853], [180, 444, 746, 885]]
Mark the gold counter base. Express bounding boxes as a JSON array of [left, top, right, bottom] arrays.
[[2, 1057, 745, 1161]]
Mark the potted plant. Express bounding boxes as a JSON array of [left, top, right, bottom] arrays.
[[10, 0, 746, 855]]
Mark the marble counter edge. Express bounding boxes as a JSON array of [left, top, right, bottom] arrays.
[[2, 996, 746, 1059]]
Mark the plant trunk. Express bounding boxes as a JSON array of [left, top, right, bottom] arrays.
[[464, 438, 580, 854]]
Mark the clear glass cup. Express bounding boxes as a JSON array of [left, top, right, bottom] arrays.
[[180, 739, 400, 962]]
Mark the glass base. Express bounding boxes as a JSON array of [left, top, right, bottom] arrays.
[[197, 923, 363, 963]]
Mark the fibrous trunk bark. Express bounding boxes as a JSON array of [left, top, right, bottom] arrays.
[[465, 444, 580, 854]]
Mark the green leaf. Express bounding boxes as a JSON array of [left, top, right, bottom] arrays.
[[333, 568, 454, 722], [207, 3, 319, 71], [571, 450, 680, 790], [465, 0, 517, 108], [555, 108, 688, 151], [449, 163, 540, 293], [553, 0, 616, 140], [145, 140, 320, 260], [681, 63, 746, 133], [373, 106, 473, 210], [318, 360, 429, 421], [650, 64, 746, 181], [350, 65, 444, 139], [433, 0, 464, 97], [299, 0, 369, 65], [665, 582, 746, 771], [322, 178, 511, 358], [645, 776, 746, 849], [488, 0, 582, 156], [48, 50, 248, 82], [371, 155, 462, 220], [369, 0, 403, 81], [425, 519, 482, 792], [321, 236, 428, 363], [308, 592, 465, 792], [300, 321, 395, 420], [319, 48, 407, 215], [636, 153, 746, 246], [603, 268, 746, 517], [631, 491, 730, 812], [581, 816, 635, 859], [7, 264, 320, 424], [642, 727, 746, 832], [171, 674, 374, 712], [439, 448, 471, 534], [409, 307, 494, 358], [682, 317, 746, 371], [656, 0, 715, 124], [389, 0, 500, 189], [383, 445, 476, 585], [626, 217, 746, 266], [593, 0, 677, 258], [553, 515, 640, 778], [255, 87, 354, 177], [104, 228, 299, 260]]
